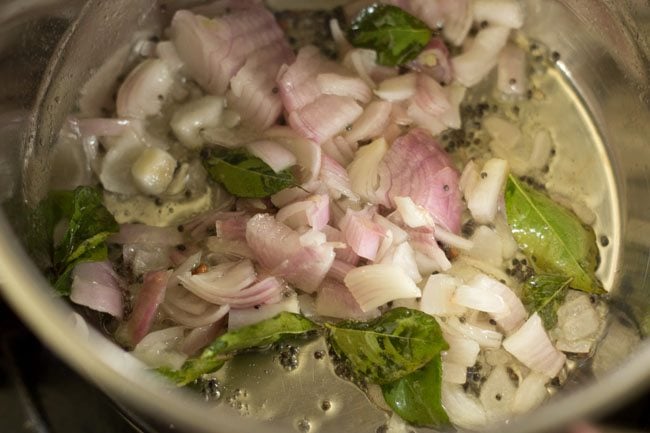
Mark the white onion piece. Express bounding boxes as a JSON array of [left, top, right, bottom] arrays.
[[451, 26, 511, 87], [165, 284, 208, 316], [132, 326, 187, 370], [498, 44, 528, 96], [343, 100, 392, 144], [442, 362, 468, 384], [316, 279, 380, 321], [265, 126, 322, 183], [494, 211, 518, 259], [321, 136, 358, 167], [170, 96, 225, 150], [178, 260, 257, 303], [70, 261, 123, 318], [168, 252, 202, 289], [394, 196, 435, 228], [529, 128, 553, 170], [453, 284, 508, 314], [181, 321, 223, 355], [465, 225, 503, 267], [513, 373, 549, 414], [483, 115, 521, 149], [323, 225, 359, 265], [407, 229, 452, 271], [444, 316, 503, 348], [128, 270, 171, 345], [340, 208, 386, 261], [435, 84, 467, 130], [206, 238, 255, 259], [228, 293, 299, 330], [116, 59, 173, 119], [276, 194, 330, 231], [348, 137, 388, 203], [467, 273, 526, 334], [122, 244, 172, 277], [420, 273, 465, 317], [373, 214, 409, 244], [378, 242, 422, 283], [473, 0, 524, 28], [343, 48, 398, 87], [289, 95, 364, 144], [163, 301, 230, 328], [503, 313, 566, 378], [327, 259, 356, 282], [556, 292, 600, 341], [99, 134, 145, 195], [406, 102, 446, 136], [246, 214, 334, 293], [442, 383, 488, 430], [434, 225, 474, 251], [443, 335, 481, 367], [317, 73, 372, 103], [345, 264, 421, 312], [319, 155, 359, 201], [156, 41, 184, 72], [374, 73, 417, 101], [246, 140, 297, 173], [329, 18, 351, 54], [479, 365, 517, 422], [466, 158, 509, 224], [441, 0, 474, 46], [271, 181, 320, 208], [413, 73, 451, 116], [131, 147, 177, 195]]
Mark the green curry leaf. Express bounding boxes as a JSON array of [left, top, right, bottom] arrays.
[[521, 274, 572, 329], [202, 148, 296, 198], [162, 312, 320, 385], [382, 354, 450, 428], [504, 175, 604, 294], [348, 4, 433, 67], [326, 308, 448, 384]]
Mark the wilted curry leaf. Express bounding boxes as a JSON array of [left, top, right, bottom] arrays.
[[326, 308, 448, 384], [521, 274, 572, 329], [505, 175, 603, 294]]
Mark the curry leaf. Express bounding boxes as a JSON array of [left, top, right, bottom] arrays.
[[382, 354, 450, 428], [162, 312, 320, 385], [521, 274, 572, 329], [202, 148, 296, 198], [326, 308, 448, 384], [504, 175, 604, 294], [348, 4, 433, 67]]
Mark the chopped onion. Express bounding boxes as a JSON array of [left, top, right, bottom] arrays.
[[317, 73, 372, 103], [473, 0, 524, 29], [529, 128, 553, 170], [319, 155, 359, 201], [343, 100, 392, 144], [451, 26, 511, 87], [408, 37, 453, 85], [156, 41, 184, 72], [228, 293, 300, 330], [70, 261, 124, 318], [442, 383, 488, 430], [327, 259, 356, 282], [513, 373, 549, 414], [373, 214, 409, 244], [163, 299, 230, 328], [170, 96, 225, 150], [378, 242, 422, 283], [122, 244, 172, 277], [271, 181, 320, 208], [479, 365, 517, 422], [181, 321, 224, 355], [413, 73, 451, 116], [394, 196, 435, 228], [289, 95, 363, 144], [132, 326, 187, 370], [498, 44, 528, 96], [467, 273, 526, 334], [444, 316, 503, 348], [206, 238, 255, 260], [374, 73, 417, 101], [465, 158, 509, 224], [246, 140, 297, 173], [420, 273, 466, 317], [276, 194, 330, 231], [265, 126, 322, 183], [452, 284, 508, 314], [434, 225, 474, 251], [128, 269, 171, 345], [407, 228, 452, 271], [316, 279, 380, 320], [329, 18, 351, 54], [503, 313, 566, 378], [465, 225, 503, 267], [442, 361, 469, 384], [348, 137, 388, 203], [556, 292, 600, 341], [178, 260, 257, 304], [443, 335, 481, 367], [441, 0, 474, 46], [344, 264, 421, 312], [339, 208, 386, 261], [321, 136, 358, 167]]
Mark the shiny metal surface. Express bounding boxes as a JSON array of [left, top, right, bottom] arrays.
[[0, 1, 648, 433]]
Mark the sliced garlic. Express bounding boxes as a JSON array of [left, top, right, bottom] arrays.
[[131, 147, 177, 195]]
